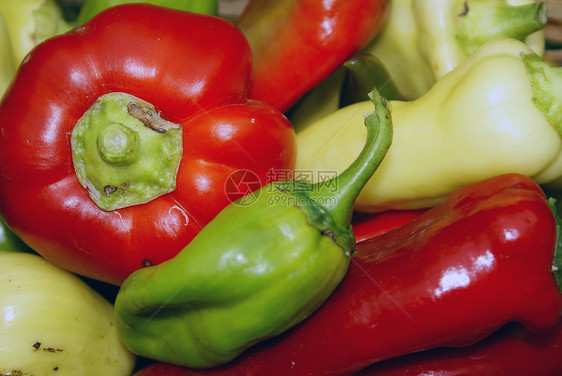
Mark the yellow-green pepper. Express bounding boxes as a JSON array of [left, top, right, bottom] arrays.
[[0, 251, 136, 375], [114, 90, 393, 368], [296, 38, 562, 212], [0, 0, 71, 68], [363, 0, 547, 99]]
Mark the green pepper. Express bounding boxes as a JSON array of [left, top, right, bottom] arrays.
[[114, 89, 393, 368], [76, 0, 218, 25]]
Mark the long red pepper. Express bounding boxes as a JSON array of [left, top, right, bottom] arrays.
[[134, 173, 562, 375], [356, 321, 562, 376], [134, 322, 562, 376], [235, 0, 389, 112]]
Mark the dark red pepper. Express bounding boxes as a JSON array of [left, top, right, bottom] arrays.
[[135, 173, 562, 375], [356, 321, 562, 376]]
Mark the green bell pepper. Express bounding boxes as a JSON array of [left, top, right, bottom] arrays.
[[76, 0, 219, 25], [114, 90, 393, 368]]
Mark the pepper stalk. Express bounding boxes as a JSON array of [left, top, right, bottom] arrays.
[[71, 92, 183, 211]]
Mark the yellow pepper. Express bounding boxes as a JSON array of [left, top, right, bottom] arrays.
[[296, 38, 562, 212], [363, 0, 547, 99], [0, 252, 135, 375]]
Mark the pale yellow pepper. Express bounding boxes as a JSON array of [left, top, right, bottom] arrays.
[[0, 252, 136, 375], [296, 38, 562, 212], [364, 0, 547, 99], [0, 0, 71, 97], [0, 0, 71, 68]]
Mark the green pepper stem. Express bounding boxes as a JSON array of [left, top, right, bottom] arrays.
[[456, 0, 547, 54], [97, 122, 140, 165], [522, 53, 562, 139], [548, 198, 562, 293], [308, 89, 393, 230], [71, 93, 183, 211]]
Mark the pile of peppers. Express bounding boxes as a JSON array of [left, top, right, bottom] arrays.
[[0, 0, 561, 374]]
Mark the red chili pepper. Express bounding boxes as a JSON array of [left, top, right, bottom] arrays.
[[355, 321, 562, 376], [135, 173, 561, 375], [0, 4, 296, 285], [235, 0, 389, 112]]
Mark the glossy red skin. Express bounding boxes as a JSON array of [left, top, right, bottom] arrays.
[[135, 173, 561, 375], [235, 0, 389, 112], [356, 321, 562, 376], [0, 4, 296, 285], [352, 209, 425, 243]]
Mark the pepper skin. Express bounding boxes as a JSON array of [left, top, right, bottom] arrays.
[[297, 38, 562, 212], [138, 173, 562, 375], [0, 4, 296, 285], [362, 0, 547, 99], [0, 215, 33, 253], [352, 209, 425, 243], [0, 251, 136, 375], [356, 321, 562, 376], [235, 0, 389, 112], [114, 90, 392, 369]]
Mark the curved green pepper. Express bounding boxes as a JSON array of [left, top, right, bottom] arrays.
[[76, 0, 218, 25], [114, 90, 393, 368]]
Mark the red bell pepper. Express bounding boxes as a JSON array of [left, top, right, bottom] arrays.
[[356, 321, 562, 376], [0, 4, 296, 285], [235, 0, 389, 112], [136, 173, 561, 375]]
